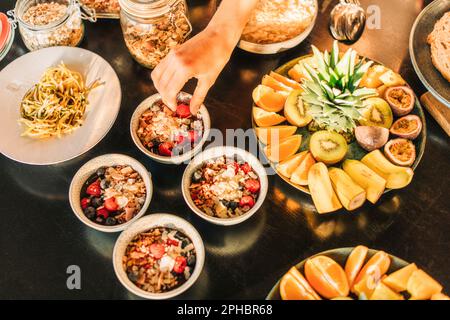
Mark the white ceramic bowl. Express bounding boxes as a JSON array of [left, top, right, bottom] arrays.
[[237, 0, 318, 55], [182, 146, 268, 226], [130, 92, 211, 165], [69, 154, 153, 232], [112, 214, 205, 299], [0, 46, 121, 165]]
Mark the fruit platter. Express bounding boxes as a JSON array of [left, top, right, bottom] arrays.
[[252, 42, 426, 213], [267, 246, 449, 300]]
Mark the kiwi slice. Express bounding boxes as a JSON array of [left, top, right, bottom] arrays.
[[359, 97, 394, 129], [309, 131, 348, 165]]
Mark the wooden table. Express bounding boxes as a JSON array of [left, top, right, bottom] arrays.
[[0, 0, 448, 299]]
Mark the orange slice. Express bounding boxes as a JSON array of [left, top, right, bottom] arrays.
[[264, 135, 302, 163], [276, 151, 308, 179], [304, 256, 350, 299], [407, 269, 443, 300], [290, 151, 316, 186], [352, 273, 378, 299], [253, 107, 286, 127], [288, 56, 317, 82], [269, 71, 302, 90], [255, 125, 297, 145], [382, 263, 418, 292], [262, 74, 293, 92], [353, 251, 391, 287], [345, 245, 369, 287], [280, 267, 321, 300], [252, 85, 287, 112]]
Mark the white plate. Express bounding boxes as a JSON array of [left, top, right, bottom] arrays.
[[0, 46, 121, 165]]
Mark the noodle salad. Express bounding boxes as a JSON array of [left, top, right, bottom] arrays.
[[19, 63, 102, 138]]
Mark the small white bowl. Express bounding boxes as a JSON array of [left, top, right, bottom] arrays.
[[130, 92, 211, 165], [181, 146, 268, 226], [69, 154, 153, 233], [112, 214, 205, 300]]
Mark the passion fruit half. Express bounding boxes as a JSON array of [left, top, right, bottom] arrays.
[[390, 115, 422, 140], [309, 131, 348, 165], [384, 138, 416, 167], [355, 126, 389, 151], [359, 98, 393, 129], [384, 86, 415, 116]]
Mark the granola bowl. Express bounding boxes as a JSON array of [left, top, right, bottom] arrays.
[[69, 154, 153, 233], [130, 92, 211, 165], [113, 214, 205, 299], [182, 146, 269, 226]]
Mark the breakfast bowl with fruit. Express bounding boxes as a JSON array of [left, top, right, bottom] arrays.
[[267, 246, 448, 300], [112, 214, 205, 299], [181, 146, 268, 226], [69, 154, 153, 232], [252, 41, 426, 214], [130, 92, 211, 165]]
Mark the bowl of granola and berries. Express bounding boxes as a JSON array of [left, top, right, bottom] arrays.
[[69, 154, 153, 232], [113, 214, 205, 299], [182, 146, 268, 226], [130, 92, 211, 165]]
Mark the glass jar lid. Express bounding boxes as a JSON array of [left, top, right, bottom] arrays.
[[118, 0, 180, 19]]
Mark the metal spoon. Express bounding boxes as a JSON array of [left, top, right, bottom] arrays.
[[329, 0, 366, 42]]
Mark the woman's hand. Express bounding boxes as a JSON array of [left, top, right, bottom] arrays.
[[151, 0, 259, 114], [151, 26, 234, 114]]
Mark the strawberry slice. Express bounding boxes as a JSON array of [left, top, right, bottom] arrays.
[[244, 179, 260, 193], [166, 238, 179, 247], [81, 198, 90, 209], [240, 162, 252, 174], [173, 256, 187, 274], [96, 207, 109, 219], [86, 180, 101, 197], [188, 130, 200, 143], [158, 142, 173, 156], [176, 104, 191, 118], [104, 197, 119, 212], [150, 243, 165, 259], [239, 195, 255, 208]]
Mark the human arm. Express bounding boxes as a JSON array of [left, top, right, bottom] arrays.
[[151, 0, 259, 113]]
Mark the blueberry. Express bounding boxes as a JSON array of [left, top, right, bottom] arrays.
[[228, 201, 239, 210], [127, 272, 139, 282], [95, 216, 105, 224], [96, 167, 106, 177], [192, 170, 203, 183], [187, 255, 196, 267], [100, 179, 109, 189], [84, 207, 96, 220], [91, 197, 103, 208], [105, 217, 117, 226], [174, 232, 184, 241], [181, 239, 189, 249], [221, 200, 230, 207]]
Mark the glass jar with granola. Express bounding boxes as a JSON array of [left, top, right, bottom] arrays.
[[79, 0, 120, 18], [10, 0, 96, 51], [118, 0, 192, 69]]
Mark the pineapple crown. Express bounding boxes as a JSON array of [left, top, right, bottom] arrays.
[[301, 41, 378, 133]]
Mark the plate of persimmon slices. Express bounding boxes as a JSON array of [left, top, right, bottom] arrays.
[[252, 41, 426, 214], [266, 246, 448, 300]]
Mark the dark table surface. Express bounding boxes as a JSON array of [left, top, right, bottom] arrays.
[[0, 0, 449, 299]]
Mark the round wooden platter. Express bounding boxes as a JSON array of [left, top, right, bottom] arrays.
[[252, 55, 427, 195], [265, 247, 409, 300]]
